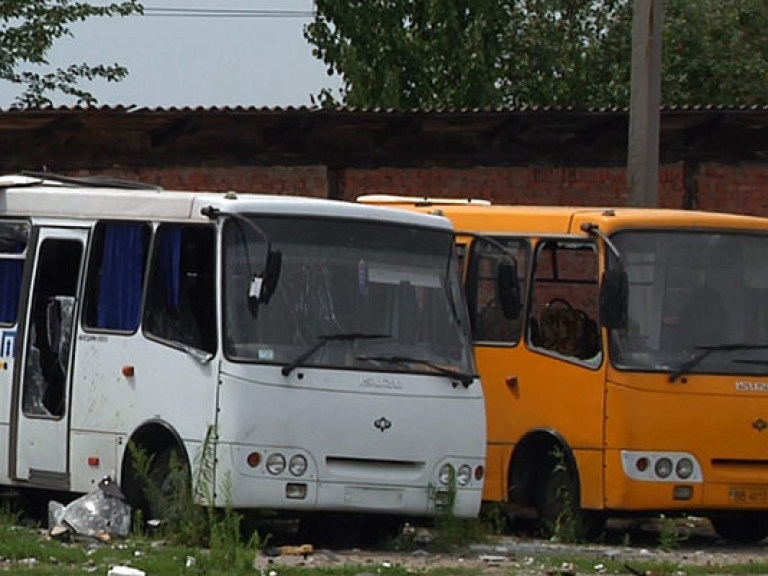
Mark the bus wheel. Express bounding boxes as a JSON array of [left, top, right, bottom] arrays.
[[147, 445, 190, 521], [536, 464, 603, 541], [710, 514, 768, 543]]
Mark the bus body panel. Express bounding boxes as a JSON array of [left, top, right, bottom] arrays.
[[605, 371, 768, 511], [476, 342, 605, 505], [68, 335, 219, 494], [0, 349, 16, 485], [216, 364, 486, 516]]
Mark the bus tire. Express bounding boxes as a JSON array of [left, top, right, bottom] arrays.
[[710, 514, 768, 544], [536, 463, 603, 541], [146, 445, 190, 521]]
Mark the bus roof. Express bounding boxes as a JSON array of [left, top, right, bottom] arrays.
[[357, 196, 768, 235], [0, 173, 454, 231]]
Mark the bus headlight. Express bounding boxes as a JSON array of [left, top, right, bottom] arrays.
[[676, 457, 694, 479], [289, 455, 308, 477], [266, 453, 286, 475], [654, 457, 673, 479], [457, 464, 472, 486], [439, 463, 455, 485]]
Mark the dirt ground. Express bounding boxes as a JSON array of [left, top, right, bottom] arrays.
[[254, 517, 768, 575]]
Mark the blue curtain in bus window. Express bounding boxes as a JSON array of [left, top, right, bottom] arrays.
[[0, 256, 23, 323], [159, 227, 182, 310], [98, 225, 146, 330]]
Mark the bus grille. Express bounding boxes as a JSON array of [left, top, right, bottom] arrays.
[[325, 456, 425, 480]]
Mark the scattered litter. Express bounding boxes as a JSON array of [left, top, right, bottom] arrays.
[[185, 555, 196, 568], [478, 554, 506, 563], [403, 524, 433, 544], [279, 544, 313, 556], [107, 567, 145, 576], [548, 561, 576, 576], [48, 476, 131, 540], [49, 525, 69, 540]]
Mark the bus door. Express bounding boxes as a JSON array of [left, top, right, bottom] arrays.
[[12, 228, 86, 488]]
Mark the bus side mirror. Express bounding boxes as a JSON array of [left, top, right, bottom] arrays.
[[249, 248, 282, 307], [497, 261, 522, 320], [600, 268, 628, 329]]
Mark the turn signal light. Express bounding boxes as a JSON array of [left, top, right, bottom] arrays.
[[246, 452, 261, 468]]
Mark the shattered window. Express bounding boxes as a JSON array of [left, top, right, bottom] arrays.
[[143, 224, 216, 354]]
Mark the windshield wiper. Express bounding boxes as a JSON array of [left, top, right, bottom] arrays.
[[669, 344, 768, 383], [356, 354, 477, 388], [281, 333, 391, 377]]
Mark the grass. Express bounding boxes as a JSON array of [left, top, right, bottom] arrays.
[[4, 434, 766, 575], [4, 509, 768, 576]]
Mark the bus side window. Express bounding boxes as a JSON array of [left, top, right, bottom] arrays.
[[83, 222, 150, 333], [0, 221, 28, 325], [528, 240, 601, 361], [0, 252, 25, 325], [144, 225, 216, 354], [469, 238, 527, 344]]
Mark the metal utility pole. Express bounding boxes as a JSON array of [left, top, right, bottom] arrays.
[[627, 0, 664, 207]]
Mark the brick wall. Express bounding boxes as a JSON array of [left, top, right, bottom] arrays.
[[694, 163, 768, 216], [344, 163, 768, 216], [74, 165, 330, 198], [77, 162, 768, 217]]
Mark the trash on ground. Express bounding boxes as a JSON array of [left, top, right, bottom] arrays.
[[48, 476, 131, 539], [107, 566, 146, 576], [279, 544, 313, 556]]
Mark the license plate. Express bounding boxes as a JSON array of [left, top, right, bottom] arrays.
[[729, 486, 768, 503]]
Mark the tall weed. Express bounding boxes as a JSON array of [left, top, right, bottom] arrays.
[[129, 425, 260, 570]]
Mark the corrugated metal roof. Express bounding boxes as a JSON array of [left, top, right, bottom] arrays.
[[3, 103, 768, 114], [2, 104, 768, 171]]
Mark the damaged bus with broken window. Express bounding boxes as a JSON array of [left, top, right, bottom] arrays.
[[0, 174, 485, 532], [359, 195, 768, 543]]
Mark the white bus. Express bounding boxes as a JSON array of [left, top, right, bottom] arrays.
[[0, 173, 485, 526]]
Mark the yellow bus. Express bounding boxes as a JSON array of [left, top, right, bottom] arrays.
[[359, 195, 768, 542]]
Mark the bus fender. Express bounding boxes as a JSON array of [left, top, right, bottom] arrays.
[[508, 428, 579, 510], [119, 419, 188, 505]]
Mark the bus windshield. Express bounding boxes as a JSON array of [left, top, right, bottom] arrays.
[[610, 230, 768, 376], [223, 215, 475, 377]]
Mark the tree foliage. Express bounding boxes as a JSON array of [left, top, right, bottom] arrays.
[[306, 0, 768, 109], [661, 0, 768, 106], [1, 1, 142, 108], [306, 0, 508, 109]]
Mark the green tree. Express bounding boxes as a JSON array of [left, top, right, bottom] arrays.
[[661, 0, 768, 106], [305, 0, 508, 108], [306, 0, 768, 109], [1, 1, 142, 108], [497, 0, 629, 107]]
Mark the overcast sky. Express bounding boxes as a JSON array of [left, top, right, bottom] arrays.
[[0, 0, 344, 109]]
